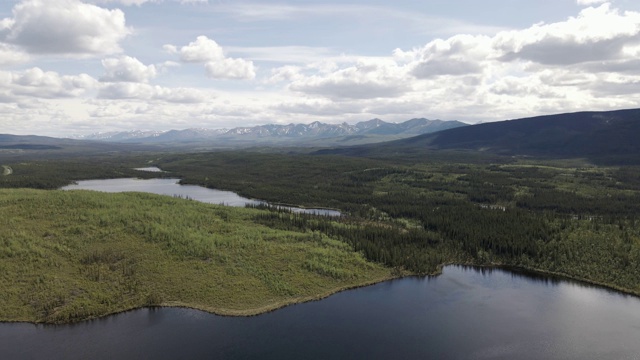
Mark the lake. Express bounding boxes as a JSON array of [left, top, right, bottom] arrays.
[[61, 177, 341, 216], [1, 266, 639, 359]]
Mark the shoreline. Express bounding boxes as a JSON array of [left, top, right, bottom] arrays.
[[2, 263, 638, 326], [0, 274, 401, 325], [434, 262, 640, 298]]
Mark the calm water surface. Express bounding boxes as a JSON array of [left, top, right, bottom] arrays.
[[61, 178, 341, 216], [2, 266, 639, 360], [133, 167, 165, 172]]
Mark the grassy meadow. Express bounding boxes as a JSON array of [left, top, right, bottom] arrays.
[[0, 188, 392, 324]]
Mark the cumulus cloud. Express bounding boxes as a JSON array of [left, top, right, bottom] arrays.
[[265, 2, 640, 123], [399, 34, 493, 79], [496, 4, 640, 65], [289, 60, 411, 100], [412, 58, 482, 78], [98, 82, 210, 103], [393, 3, 640, 80], [4, 1, 640, 136], [100, 56, 157, 83], [171, 36, 224, 63], [0, 67, 97, 99], [266, 66, 304, 85], [393, 3, 640, 103], [166, 36, 256, 79], [1, 0, 130, 56], [204, 58, 256, 80], [582, 59, 640, 74], [0, 43, 29, 66]]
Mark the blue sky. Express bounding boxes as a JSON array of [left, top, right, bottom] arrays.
[[1, 0, 640, 136]]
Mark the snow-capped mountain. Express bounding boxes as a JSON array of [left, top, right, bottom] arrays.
[[73, 130, 165, 141], [71, 118, 466, 145]]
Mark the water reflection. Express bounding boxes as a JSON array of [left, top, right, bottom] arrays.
[[4, 266, 638, 359], [134, 167, 164, 172], [458, 265, 562, 286], [61, 178, 341, 216]]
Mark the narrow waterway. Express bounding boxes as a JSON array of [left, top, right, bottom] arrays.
[[61, 177, 341, 216]]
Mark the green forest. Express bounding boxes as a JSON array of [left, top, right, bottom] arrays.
[[2, 150, 640, 322]]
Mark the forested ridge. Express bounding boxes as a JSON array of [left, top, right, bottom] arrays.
[[155, 152, 640, 294]]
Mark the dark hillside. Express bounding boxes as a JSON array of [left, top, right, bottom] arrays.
[[0, 134, 160, 160], [319, 108, 640, 164]]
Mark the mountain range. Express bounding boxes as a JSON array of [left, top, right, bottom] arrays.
[[320, 108, 640, 164], [4, 108, 640, 165], [72, 118, 467, 146]]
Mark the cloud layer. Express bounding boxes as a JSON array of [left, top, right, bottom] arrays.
[[2, 0, 130, 56], [0, 1, 639, 136]]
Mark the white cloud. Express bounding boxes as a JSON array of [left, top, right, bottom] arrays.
[[273, 98, 364, 116], [495, 4, 640, 65], [577, 0, 608, 5], [98, 82, 210, 103], [153, 86, 210, 103], [271, 3, 640, 124], [239, 2, 633, 125], [166, 36, 255, 80], [1, 0, 130, 56], [173, 36, 225, 63], [0, 67, 97, 99], [92, 0, 207, 5], [101, 56, 157, 83], [289, 59, 410, 100], [398, 34, 493, 78], [267, 66, 304, 84], [0, 43, 29, 66], [3, 1, 640, 136], [162, 44, 177, 55], [204, 58, 255, 80], [412, 58, 483, 78]]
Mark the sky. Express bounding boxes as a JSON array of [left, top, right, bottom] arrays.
[[1, 0, 640, 137]]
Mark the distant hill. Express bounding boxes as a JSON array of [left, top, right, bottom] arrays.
[[0, 118, 467, 159], [0, 134, 160, 160], [72, 118, 467, 146], [319, 109, 640, 164]]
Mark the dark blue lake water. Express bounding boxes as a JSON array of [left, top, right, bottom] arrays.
[[2, 266, 639, 359]]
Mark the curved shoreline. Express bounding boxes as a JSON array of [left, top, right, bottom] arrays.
[[2, 263, 638, 325], [0, 274, 400, 325]]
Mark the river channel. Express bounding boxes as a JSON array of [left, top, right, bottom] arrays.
[[61, 177, 341, 216]]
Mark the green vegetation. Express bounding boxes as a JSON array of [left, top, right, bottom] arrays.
[[0, 189, 392, 323], [153, 152, 640, 295], [2, 150, 640, 324], [0, 158, 163, 189]]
